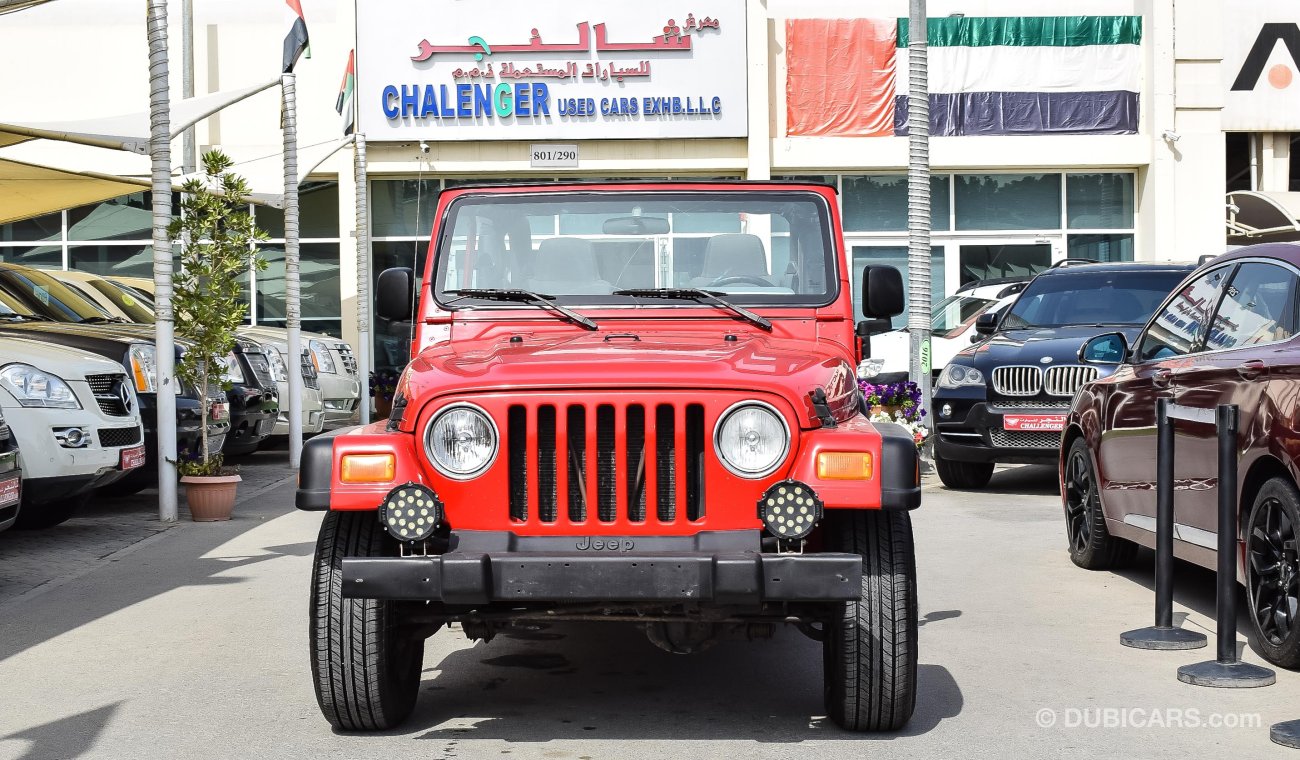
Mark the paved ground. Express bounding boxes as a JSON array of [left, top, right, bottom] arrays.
[[0, 464, 1297, 759]]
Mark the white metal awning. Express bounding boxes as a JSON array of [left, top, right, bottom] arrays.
[[1226, 190, 1300, 243]]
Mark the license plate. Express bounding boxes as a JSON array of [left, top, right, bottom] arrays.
[[120, 445, 147, 471], [1003, 414, 1067, 432], [0, 474, 18, 507], [210, 402, 227, 420]]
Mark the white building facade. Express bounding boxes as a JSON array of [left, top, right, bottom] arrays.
[[1, 0, 1297, 368]]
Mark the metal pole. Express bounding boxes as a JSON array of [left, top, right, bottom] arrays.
[[1120, 398, 1205, 649], [181, 0, 195, 175], [354, 133, 371, 426], [283, 73, 304, 467], [1177, 404, 1274, 687], [906, 0, 932, 427], [147, 0, 177, 522]]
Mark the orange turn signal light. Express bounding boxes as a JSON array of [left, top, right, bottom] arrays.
[[816, 452, 873, 480], [340, 453, 396, 484]]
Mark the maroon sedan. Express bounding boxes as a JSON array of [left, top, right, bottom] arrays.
[[1063, 242, 1300, 668]]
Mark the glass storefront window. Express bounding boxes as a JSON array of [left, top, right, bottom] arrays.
[[0, 211, 61, 243], [954, 174, 1061, 230], [842, 175, 950, 232], [257, 242, 341, 321], [68, 244, 155, 277], [1066, 173, 1135, 229], [958, 243, 1052, 284], [370, 179, 440, 238], [256, 318, 343, 339], [66, 192, 155, 241], [255, 182, 339, 239], [1068, 233, 1134, 262], [0, 245, 61, 268]]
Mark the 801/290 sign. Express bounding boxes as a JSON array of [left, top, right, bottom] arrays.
[[530, 143, 580, 168]]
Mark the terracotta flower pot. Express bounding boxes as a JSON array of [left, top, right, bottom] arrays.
[[374, 397, 393, 420], [181, 474, 242, 521]]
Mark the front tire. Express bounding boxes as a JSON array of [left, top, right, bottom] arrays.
[[934, 451, 994, 490], [1062, 437, 1136, 570], [310, 511, 424, 730], [822, 510, 918, 731], [1245, 478, 1300, 668]]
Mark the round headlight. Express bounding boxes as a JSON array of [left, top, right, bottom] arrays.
[[714, 401, 790, 478], [425, 403, 498, 479]]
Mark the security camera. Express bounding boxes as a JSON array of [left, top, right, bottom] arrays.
[[418, 141, 430, 153], [1161, 130, 1180, 143]]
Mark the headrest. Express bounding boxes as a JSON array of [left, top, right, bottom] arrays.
[[702, 233, 768, 277]]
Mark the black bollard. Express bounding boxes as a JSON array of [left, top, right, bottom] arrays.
[[1121, 398, 1207, 650], [1177, 405, 1275, 688]]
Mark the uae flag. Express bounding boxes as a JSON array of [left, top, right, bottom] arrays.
[[336, 50, 356, 135], [282, 0, 309, 73]]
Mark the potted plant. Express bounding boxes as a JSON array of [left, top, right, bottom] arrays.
[[170, 150, 268, 521], [370, 368, 400, 419]]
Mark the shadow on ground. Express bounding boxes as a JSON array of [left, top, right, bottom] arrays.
[[0, 702, 121, 760], [361, 623, 963, 743]]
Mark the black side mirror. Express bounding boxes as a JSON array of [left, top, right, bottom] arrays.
[[861, 265, 904, 319], [1079, 332, 1129, 365], [855, 318, 893, 358], [376, 267, 415, 322], [975, 312, 999, 336]]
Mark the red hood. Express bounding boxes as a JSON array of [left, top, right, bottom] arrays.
[[397, 329, 858, 430]]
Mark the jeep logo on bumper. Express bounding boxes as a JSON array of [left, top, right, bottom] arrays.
[[575, 537, 635, 551]]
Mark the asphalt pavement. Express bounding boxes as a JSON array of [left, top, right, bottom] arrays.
[[0, 464, 1296, 759]]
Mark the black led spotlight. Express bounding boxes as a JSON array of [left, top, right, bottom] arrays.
[[757, 480, 823, 540], [379, 483, 444, 543]]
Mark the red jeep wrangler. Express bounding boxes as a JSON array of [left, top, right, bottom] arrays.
[[297, 182, 921, 732]]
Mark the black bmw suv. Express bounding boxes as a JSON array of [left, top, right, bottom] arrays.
[[931, 261, 1195, 489]]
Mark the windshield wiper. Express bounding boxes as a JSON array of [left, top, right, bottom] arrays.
[[79, 316, 129, 324], [0, 313, 53, 322], [613, 288, 773, 331], [447, 288, 598, 331]]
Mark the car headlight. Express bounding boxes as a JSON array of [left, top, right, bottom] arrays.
[[264, 346, 289, 382], [425, 403, 498, 479], [714, 401, 790, 478], [309, 340, 337, 374], [936, 363, 985, 389], [0, 364, 80, 409], [129, 344, 159, 393]]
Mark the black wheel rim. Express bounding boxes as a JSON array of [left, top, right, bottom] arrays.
[[1248, 496, 1299, 646], [1064, 449, 1095, 554]]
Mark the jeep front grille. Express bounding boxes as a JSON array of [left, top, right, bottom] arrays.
[[1043, 365, 1099, 397], [506, 401, 707, 526], [991, 366, 1042, 397]]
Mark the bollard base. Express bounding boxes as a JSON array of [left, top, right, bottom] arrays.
[[1177, 659, 1276, 688], [1272, 720, 1300, 749], [1120, 626, 1208, 650]]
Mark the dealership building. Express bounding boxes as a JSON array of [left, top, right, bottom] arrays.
[[0, 0, 1298, 367]]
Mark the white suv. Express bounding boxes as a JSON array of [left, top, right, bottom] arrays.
[[0, 338, 146, 528]]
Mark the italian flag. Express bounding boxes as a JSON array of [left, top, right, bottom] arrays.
[[282, 0, 309, 73], [336, 50, 356, 135], [786, 16, 1142, 137]]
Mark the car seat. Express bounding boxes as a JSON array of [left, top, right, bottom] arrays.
[[691, 233, 770, 288], [526, 238, 613, 295]]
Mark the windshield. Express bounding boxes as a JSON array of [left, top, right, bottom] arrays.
[[929, 295, 995, 337], [0, 267, 115, 322], [1001, 270, 1186, 330], [88, 278, 157, 323], [434, 191, 836, 307], [0, 288, 38, 317]]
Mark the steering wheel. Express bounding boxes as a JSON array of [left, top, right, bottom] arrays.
[[707, 275, 772, 288]]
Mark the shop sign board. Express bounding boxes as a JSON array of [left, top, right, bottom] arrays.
[[1224, 0, 1300, 130], [356, 0, 747, 140]]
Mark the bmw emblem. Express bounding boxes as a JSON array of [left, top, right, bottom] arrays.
[[1040, 356, 1053, 364], [114, 378, 134, 413]]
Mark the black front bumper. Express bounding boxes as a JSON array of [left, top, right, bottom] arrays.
[[932, 399, 1064, 466], [343, 550, 862, 604]]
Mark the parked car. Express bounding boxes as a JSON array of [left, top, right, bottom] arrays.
[[931, 261, 1196, 489], [0, 264, 276, 460], [1066, 243, 1300, 668], [858, 277, 1027, 383], [47, 269, 323, 439], [296, 181, 922, 732], [0, 337, 146, 528], [0, 405, 20, 533], [110, 275, 358, 427], [0, 276, 228, 495]]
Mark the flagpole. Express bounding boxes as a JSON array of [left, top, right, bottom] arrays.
[[282, 71, 304, 468], [354, 132, 371, 426], [147, 0, 178, 522]]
